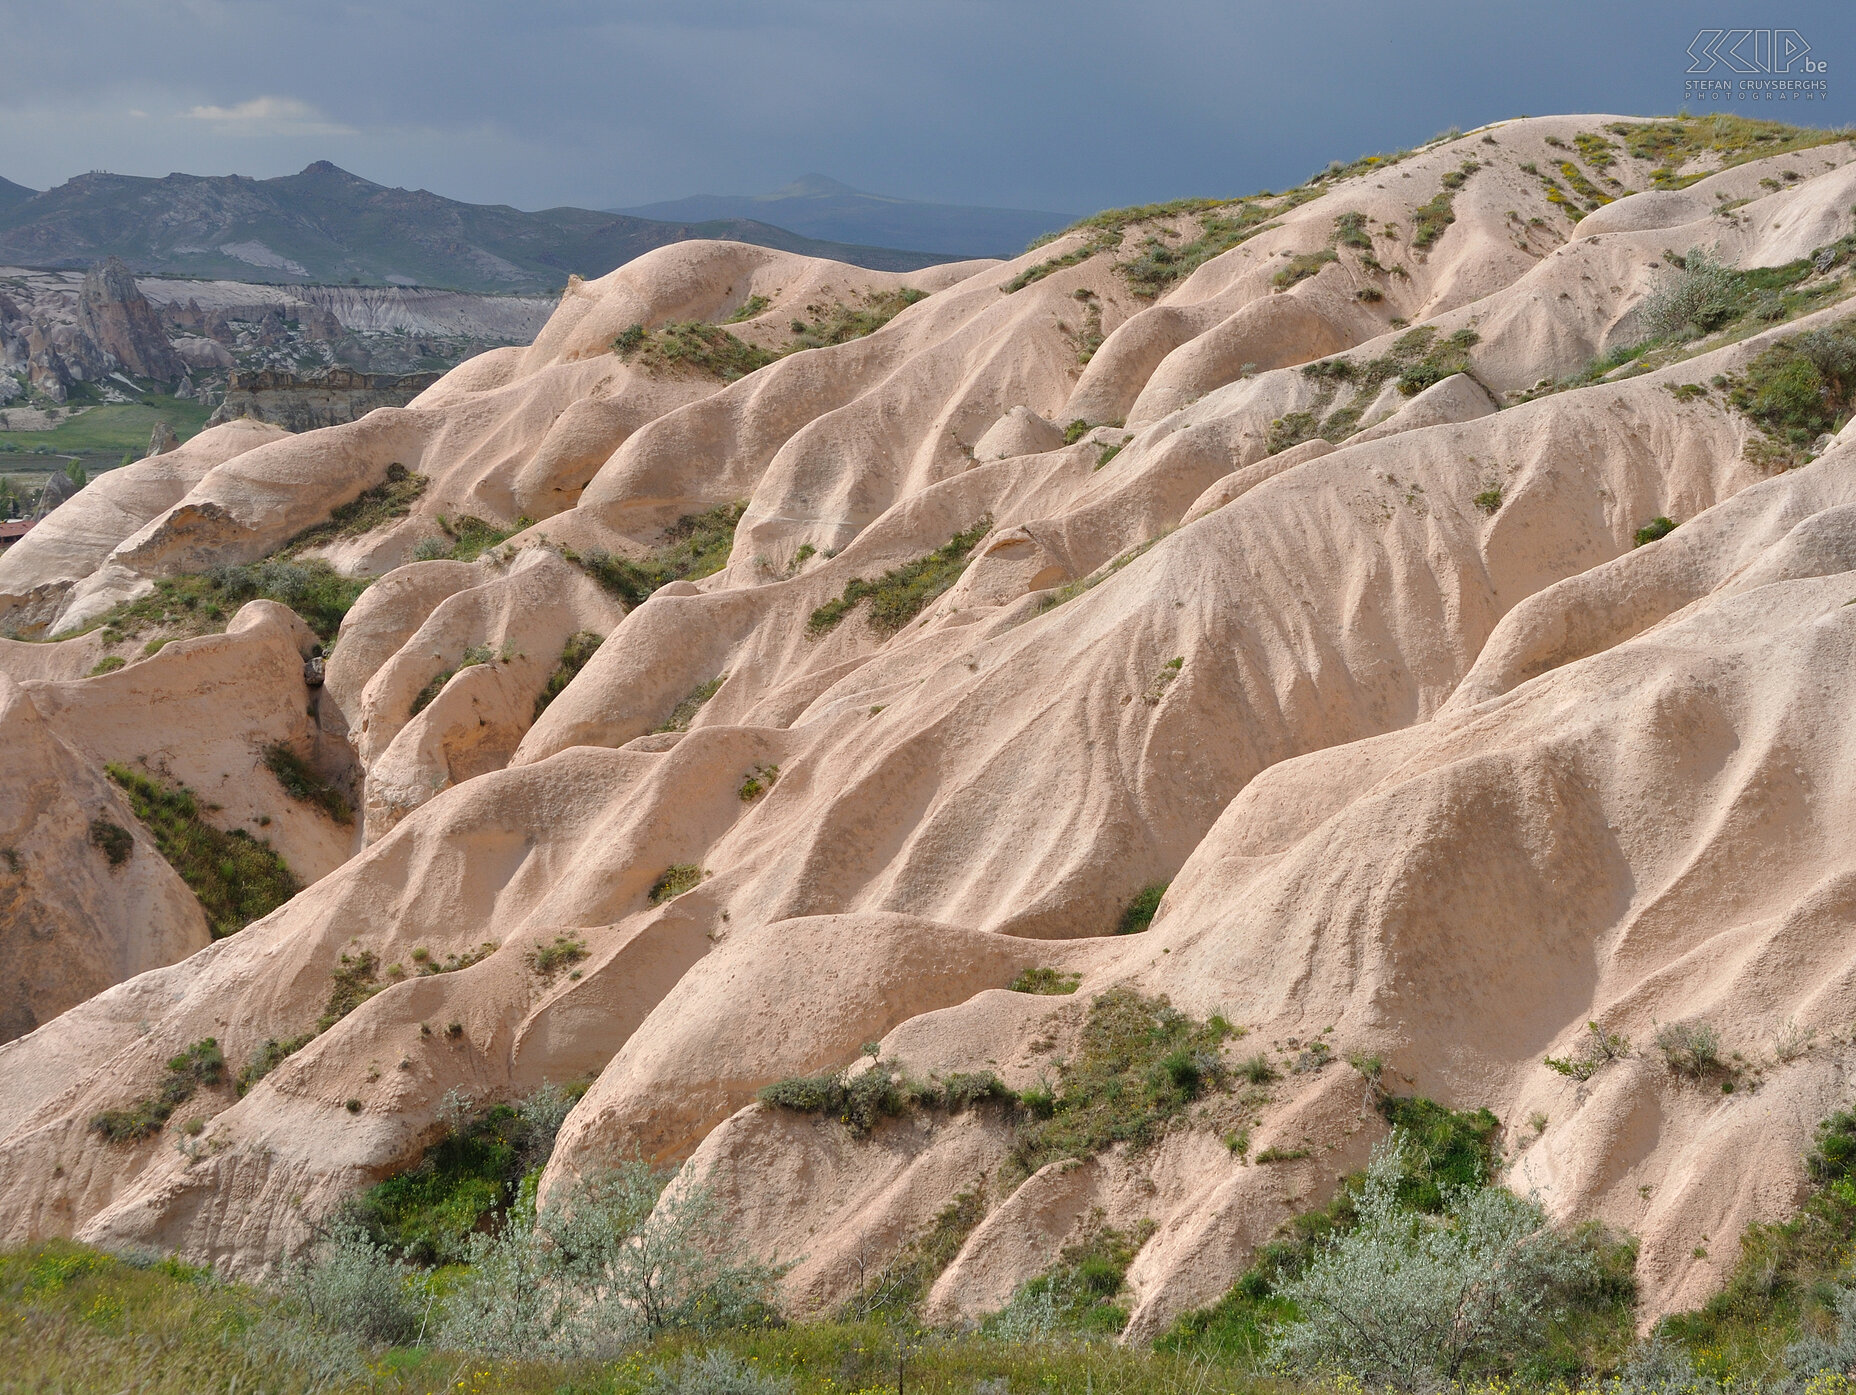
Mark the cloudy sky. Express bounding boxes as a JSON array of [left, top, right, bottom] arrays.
[[2, 1, 1849, 215]]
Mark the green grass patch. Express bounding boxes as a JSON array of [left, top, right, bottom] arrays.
[[570, 501, 746, 608], [841, 1188, 988, 1322], [262, 743, 353, 825], [725, 294, 771, 323], [1003, 236, 1115, 293], [1036, 536, 1162, 613], [416, 513, 519, 563], [90, 1038, 224, 1142], [532, 630, 604, 720], [526, 934, 587, 979], [618, 290, 924, 372], [987, 1219, 1157, 1338], [1607, 115, 1852, 189], [1271, 247, 1337, 290], [106, 764, 298, 936], [614, 321, 775, 380], [805, 518, 990, 639], [0, 1240, 1275, 1395], [1008, 988, 1237, 1182], [1658, 1111, 1856, 1381], [785, 288, 926, 350], [1726, 317, 1856, 462], [282, 463, 427, 554], [1011, 967, 1081, 995], [74, 558, 368, 645], [0, 395, 210, 459]]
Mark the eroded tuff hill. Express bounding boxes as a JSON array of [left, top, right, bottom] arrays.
[[3, 114, 1856, 1337]]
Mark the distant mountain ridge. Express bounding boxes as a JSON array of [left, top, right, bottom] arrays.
[[618, 173, 1073, 258], [0, 163, 958, 293]]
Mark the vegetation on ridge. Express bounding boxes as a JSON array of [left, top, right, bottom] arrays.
[[805, 518, 991, 639], [569, 501, 747, 608], [107, 763, 299, 937]]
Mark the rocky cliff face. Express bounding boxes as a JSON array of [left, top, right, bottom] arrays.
[[75, 256, 184, 382], [205, 367, 443, 432], [2, 115, 1856, 1339]]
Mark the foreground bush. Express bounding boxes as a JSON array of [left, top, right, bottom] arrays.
[[1272, 1131, 1600, 1390], [437, 1159, 784, 1358]]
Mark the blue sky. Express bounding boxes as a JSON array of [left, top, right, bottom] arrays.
[[1, 0, 1849, 215]]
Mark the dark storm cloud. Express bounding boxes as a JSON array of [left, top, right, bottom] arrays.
[[1, 0, 1849, 214]]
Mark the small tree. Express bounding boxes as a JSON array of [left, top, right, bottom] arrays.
[[1272, 1132, 1598, 1390]]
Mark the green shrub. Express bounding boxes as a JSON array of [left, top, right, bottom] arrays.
[[1238, 1053, 1278, 1085], [572, 502, 747, 608], [282, 463, 427, 554], [526, 935, 588, 978], [985, 1220, 1155, 1339], [436, 1158, 783, 1356], [106, 764, 298, 936], [533, 630, 604, 720], [758, 1066, 912, 1136], [1117, 882, 1168, 935], [262, 744, 353, 825], [737, 764, 778, 801], [421, 514, 518, 563], [89, 817, 133, 866], [805, 518, 991, 639], [87, 655, 125, 675], [319, 948, 382, 1031], [349, 1084, 585, 1266], [1062, 418, 1091, 444], [1473, 487, 1504, 515], [1334, 212, 1373, 249], [1411, 191, 1457, 250], [650, 864, 704, 904], [91, 1038, 225, 1142], [1010, 967, 1081, 995], [1634, 516, 1677, 546], [1266, 410, 1323, 455], [1544, 1021, 1632, 1082], [1271, 1131, 1601, 1390], [1654, 1020, 1723, 1078], [1642, 248, 1742, 340]]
